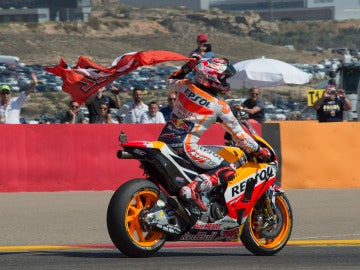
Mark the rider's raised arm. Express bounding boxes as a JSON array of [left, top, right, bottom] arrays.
[[168, 56, 200, 81], [167, 59, 198, 92]]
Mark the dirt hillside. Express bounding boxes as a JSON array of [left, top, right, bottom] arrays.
[[0, 3, 357, 120], [0, 4, 344, 66]]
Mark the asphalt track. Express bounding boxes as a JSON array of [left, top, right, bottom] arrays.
[[1, 189, 359, 269]]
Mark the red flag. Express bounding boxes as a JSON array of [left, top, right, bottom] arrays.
[[45, 50, 192, 104]]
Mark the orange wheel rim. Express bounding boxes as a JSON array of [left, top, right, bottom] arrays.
[[249, 196, 291, 249], [125, 190, 164, 247]]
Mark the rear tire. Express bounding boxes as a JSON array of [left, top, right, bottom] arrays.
[[107, 179, 166, 257], [241, 193, 293, 256]]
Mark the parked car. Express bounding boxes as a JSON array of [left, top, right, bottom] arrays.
[[0, 55, 25, 67], [306, 47, 324, 53], [331, 48, 348, 55]]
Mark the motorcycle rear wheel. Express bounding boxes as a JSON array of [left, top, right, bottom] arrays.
[[241, 192, 293, 256], [107, 178, 166, 257]]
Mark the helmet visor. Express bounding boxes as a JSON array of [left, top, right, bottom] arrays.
[[224, 61, 236, 79]]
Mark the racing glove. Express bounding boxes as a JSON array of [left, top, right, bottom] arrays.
[[253, 147, 272, 162], [181, 54, 201, 74]]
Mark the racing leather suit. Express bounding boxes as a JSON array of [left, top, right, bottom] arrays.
[[158, 68, 264, 211]]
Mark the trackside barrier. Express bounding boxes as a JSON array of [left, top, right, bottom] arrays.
[[278, 121, 360, 189], [1, 121, 358, 192], [0, 123, 260, 192]]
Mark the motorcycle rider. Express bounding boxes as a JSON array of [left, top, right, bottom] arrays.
[[158, 57, 271, 212]]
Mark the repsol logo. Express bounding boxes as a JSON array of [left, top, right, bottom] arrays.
[[184, 89, 210, 108], [231, 166, 275, 197], [199, 146, 221, 158]]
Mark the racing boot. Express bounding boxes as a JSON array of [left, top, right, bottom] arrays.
[[179, 166, 236, 212], [179, 179, 209, 212], [211, 166, 236, 185]]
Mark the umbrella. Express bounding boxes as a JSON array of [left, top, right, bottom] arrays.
[[228, 57, 310, 89]]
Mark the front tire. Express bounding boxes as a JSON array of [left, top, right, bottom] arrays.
[[107, 179, 166, 257], [241, 192, 293, 256]]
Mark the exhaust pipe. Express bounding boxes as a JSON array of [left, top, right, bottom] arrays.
[[117, 150, 134, 159]]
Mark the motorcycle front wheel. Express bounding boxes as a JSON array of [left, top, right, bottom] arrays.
[[241, 192, 293, 256], [107, 178, 166, 257]]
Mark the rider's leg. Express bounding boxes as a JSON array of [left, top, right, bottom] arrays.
[[179, 162, 235, 211]]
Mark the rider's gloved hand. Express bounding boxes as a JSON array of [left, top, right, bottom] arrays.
[[182, 54, 201, 74], [253, 147, 271, 162], [190, 53, 201, 61]]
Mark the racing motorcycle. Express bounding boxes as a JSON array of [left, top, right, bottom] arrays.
[[107, 121, 293, 257]]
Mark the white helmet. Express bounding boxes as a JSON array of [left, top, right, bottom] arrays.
[[194, 58, 236, 95]]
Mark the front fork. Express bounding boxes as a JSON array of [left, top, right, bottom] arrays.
[[241, 184, 282, 234], [257, 185, 282, 231]]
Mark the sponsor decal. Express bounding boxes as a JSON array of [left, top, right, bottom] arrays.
[[188, 149, 219, 167], [230, 166, 275, 198], [194, 223, 222, 230], [199, 146, 221, 159], [173, 109, 194, 119], [180, 231, 218, 241], [175, 177, 185, 183], [168, 118, 192, 132], [180, 226, 239, 241], [184, 89, 211, 108], [215, 227, 239, 241]]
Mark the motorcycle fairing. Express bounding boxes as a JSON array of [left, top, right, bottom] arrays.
[[224, 162, 277, 222], [121, 140, 277, 225]]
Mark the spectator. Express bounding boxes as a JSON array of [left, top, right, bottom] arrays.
[[85, 85, 120, 123], [93, 102, 113, 123], [140, 101, 166, 124], [160, 91, 177, 121], [233, 87, 266, 123], [115, 88, 148, 123], [313, 84, 352, 122], [0, 73, 37, 124], [189, 33, 215, 59], [60, 100, 88, 124], [328, 70, 337, 86]]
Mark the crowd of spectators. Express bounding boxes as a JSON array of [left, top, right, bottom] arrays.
[[0, 61, 341, 124], [1, 33, 354, 124], [0, 60, 180, 124]]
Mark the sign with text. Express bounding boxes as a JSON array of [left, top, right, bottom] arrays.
[[307, 89, 325, 106]]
